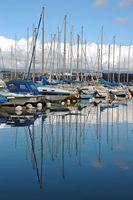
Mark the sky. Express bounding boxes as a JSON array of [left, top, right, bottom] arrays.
[[0, 0, 133, 71], [0, 0, 133, 44]]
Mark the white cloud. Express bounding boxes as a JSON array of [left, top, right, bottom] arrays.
[[0, 36, 15, 51], [0, 35, 133, 72], [115, 17, 128, 23], [93, 0, 108, 6], [117, 0, 133, 8]]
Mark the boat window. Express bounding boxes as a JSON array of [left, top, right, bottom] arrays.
[[30, 84, 37, 91], [20, 84, 28, 90], [9, 83, 17, 89]]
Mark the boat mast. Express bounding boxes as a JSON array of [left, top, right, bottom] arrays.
[[112, 36, 116, 82], [14, 34, 17, 79], [107, 44, 111, 82], [11, 46, 13, 79], [100, 26, 104, 73], [24, 27, 29, 78], [27, 28, 29, 70], [118, 44, 121, 83], [27, 8, 43, 79], [63, 15, 67, 75], [57, 27, 61, 79], [49, 34, 53, 81], [33, 26, 37, 83], [127, 44, 131, 83], [41, 7, 45, 76], [123, 57, 126, 82], [81, 26, 84, 81], [77, 34, 80, 81], [84, 39, 87, 80], [52, 34, 56, 76], [70, 26, 74, 78], [97, 43, 100, 80]]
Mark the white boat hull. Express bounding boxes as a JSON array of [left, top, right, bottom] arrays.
[[1, 91, 46, 106], [37, 86, 71, 102], [44, 94, 70, 102]]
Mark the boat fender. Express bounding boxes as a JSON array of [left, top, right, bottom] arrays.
[[26, 104, 33, 109], [67, 99, 70, 105], [15, 106, 23, 115], [37, 103, 43, 110], [15, 105, 23, 111], [15, 110, 23, 115]]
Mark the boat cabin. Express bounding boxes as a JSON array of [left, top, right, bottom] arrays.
[[6, 80, 40, 95]]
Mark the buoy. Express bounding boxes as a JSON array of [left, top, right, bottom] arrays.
[[61, 101, 65, 105], [46, 102, 51, 108], [73, 99, 76, 103], [67, 99, 70, 105], [37, 103, 43, 110], [26, 103, 33, 109]]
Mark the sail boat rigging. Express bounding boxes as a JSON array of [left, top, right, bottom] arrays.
[[26, 8, 44, 80]]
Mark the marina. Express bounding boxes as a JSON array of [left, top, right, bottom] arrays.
[[0, 1, 133, 199]]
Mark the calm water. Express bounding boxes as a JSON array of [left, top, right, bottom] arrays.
[[0, 100, 133, 200]]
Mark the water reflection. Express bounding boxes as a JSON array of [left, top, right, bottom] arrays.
[[0, 100, 133, 199]]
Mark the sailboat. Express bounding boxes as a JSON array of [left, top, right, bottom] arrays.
[[1, 79, 46, 106], [0, 8, 48, 108], [110, 86, 129, 98], [37, 85, 72, 102], [36, 12, 78, 102]]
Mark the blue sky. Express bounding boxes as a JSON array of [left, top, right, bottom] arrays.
[[0, 0, 133, 45]]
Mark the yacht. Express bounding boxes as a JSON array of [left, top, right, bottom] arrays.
[[1, 79, 46, 106]]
